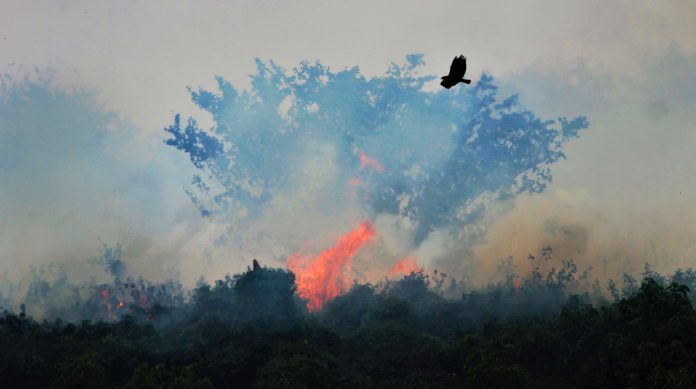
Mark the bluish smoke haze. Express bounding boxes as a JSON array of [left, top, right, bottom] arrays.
[[0, 71, 198, 285], [0, 56, 588, 300], [166, 55, 588, 248]]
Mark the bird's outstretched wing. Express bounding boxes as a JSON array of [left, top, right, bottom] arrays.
[[450, 55, 466, 79], [441, 55, 469, 89]]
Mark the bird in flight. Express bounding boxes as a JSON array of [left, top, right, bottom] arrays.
[[440, 55, 471, 89]]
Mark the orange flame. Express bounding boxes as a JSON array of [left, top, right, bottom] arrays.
[[359, 151, 385, 172], [288, 221, 376, 311], [387, 256, 420, 278]]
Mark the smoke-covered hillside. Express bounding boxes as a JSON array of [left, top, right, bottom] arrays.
[[3, 56, 695, 388], [3, 259, 696, 388]]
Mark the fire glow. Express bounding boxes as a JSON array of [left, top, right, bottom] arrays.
[[287, 221, 376, 311], [387, 256, 421, 278], [359, 151, 385, 172]]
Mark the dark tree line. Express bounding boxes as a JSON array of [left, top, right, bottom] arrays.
[[2, 264, 696, 388]]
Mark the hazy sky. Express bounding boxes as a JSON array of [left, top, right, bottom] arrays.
[[3, 0, 694, 131], [2, 0, 696, 284]]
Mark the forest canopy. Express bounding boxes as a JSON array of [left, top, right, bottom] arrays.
[[2, 262, 696, 388]]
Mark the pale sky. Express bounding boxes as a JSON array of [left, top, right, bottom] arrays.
[[2, 0, 694, 131]]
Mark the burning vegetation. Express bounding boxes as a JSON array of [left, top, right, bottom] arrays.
[[3, 253, 696, 388], [3, 55, 691, 387], [287, 221, 376, 311], [388, 256, 421, 279]]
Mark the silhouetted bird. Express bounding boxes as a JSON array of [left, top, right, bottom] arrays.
[[440, 55, 471, 89]]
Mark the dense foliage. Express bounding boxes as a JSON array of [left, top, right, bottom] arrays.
[[3, 264, 696, 388]]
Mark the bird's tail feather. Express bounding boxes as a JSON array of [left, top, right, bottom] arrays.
[[462, 79, 471, 84]]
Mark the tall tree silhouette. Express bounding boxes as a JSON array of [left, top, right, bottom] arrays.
[[164, 55, 587, 244]]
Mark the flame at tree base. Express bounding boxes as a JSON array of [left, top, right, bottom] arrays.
[[388, 256, 421, 278], [287, 221, 376, 311]]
